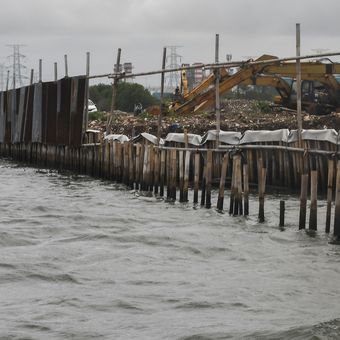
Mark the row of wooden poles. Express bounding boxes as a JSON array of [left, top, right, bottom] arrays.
[[1, 140, 340, 240]]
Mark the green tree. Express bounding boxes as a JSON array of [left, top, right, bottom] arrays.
[[89, 82, 158, 113]]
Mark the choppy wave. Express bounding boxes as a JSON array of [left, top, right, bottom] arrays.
[[1, 159, 340, 339]]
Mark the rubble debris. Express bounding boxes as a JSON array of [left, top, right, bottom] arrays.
[[88, 99, 340, 139]]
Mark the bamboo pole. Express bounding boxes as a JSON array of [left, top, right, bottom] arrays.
[[296, 23, 302, 146], [107, 48, 121, 135], [215, 33, 221, 147], [157, 47, 167, 146], [88, 51, 340, 80], [64, 55, 68, 77]]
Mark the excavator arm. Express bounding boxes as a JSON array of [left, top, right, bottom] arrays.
[[174, 55, 277, 114], [173, 55, 340, 115]]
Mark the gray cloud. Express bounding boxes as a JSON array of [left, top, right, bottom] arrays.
[[0, 0, 339, 86]]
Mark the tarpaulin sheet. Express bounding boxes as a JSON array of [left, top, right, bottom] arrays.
[[288, 129, 339, 144], [104, 134, 130, 143], [165, 133, 202, 146], [56, 77, 71, 145], [131, 132, 164, 145], [69, 76, 86, 146], [240, 129, 289, 144], [201, 130, 242, 145], [32, 83, 43, 143]]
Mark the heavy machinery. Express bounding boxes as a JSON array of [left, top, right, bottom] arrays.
[[172, 55, 340, 115]]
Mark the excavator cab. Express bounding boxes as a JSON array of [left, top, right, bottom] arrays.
[[288, 80, 334, 115]]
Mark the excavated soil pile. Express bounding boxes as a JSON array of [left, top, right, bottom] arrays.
[[88, 99, 340, 138]]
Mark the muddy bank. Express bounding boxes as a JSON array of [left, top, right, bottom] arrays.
[[88, 99, 340, 138]]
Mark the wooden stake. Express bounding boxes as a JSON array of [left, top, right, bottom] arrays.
[[205, 150, 212, 208], [309, 170, 318, 230], [179, 150, 184, 202], [299, 173, 308, 229], [170, 149, 177, 201], [258, 158, 266, 223], [160, 149, 166, 197], [194, 152, 200, 204], [200, 164, 206, 206], [154, 150, 160, 195], [235, 155, 243, 215], [326, 159, 334, 233], [217, 153, 228, 211], [229, 156, 236, 214], [279, 200, 285, 227], [243, 162, 249, 216], [183, 151, 190, 202], [333, 160, 340, 239]]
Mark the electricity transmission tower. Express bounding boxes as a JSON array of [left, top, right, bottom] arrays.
[[7, 44, 28, 88], [165, 45, 182, 92]]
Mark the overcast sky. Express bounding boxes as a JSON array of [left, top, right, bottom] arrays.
[[0, 0, 339, 88]]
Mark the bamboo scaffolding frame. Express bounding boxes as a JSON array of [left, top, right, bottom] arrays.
[[87, 51, 340, 80]]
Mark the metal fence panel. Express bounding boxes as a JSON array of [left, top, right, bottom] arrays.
[[5, 91, 12, 144], [13, 87, 27, 143], [45, 82, 57, 145], [0, 92, 5, 143], [23, 85, 34, 144], [56, 78, 71, 145], [69, 76, 86, 146]]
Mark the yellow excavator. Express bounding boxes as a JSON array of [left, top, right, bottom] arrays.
[[172, 55, 340, 115]]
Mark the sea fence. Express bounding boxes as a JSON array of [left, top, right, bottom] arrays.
[[1, 121, 340, 240]]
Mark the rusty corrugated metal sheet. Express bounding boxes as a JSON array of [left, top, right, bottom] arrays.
[[23, 85, 34, 144], [10, 89, 19, 143], [45, 82, 57, 145], [0, 92, 5, 143], [5, 91, 12, 144], [32, 83, 43, 143], [56, 77, 71, 145], [13, 87, 27, 143], [69, 76, 86, 147]]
